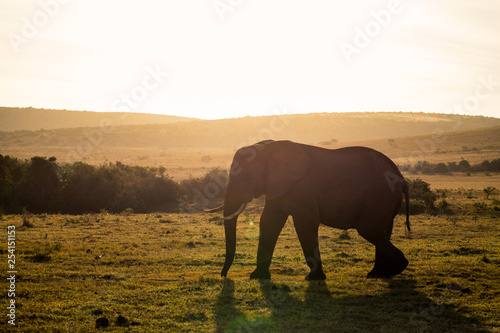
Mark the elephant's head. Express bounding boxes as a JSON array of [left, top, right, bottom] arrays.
[[214, 140, 310, 277]]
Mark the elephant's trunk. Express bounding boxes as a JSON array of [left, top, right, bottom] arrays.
[[220, 198, 248, 277], [221, 217, 237, 277]]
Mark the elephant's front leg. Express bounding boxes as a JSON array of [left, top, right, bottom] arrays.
[[250, 205, 288, 279], [293, 216, 326, 280]]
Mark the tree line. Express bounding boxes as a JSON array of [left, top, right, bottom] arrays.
[[399, 158, 500, 175], [1, 154, 496, 215], [0, 155, 182, 214]]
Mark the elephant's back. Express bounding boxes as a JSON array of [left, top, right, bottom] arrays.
[[310, 146, 398, 171], [308, 145, 405, 193]]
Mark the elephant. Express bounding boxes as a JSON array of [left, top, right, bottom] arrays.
[[206, 140, 410, 280]]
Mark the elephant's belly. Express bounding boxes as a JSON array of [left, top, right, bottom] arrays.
[[320, 217, 354, 230], [318, 197, 364, 230]]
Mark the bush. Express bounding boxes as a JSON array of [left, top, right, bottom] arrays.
[[447, 162, 459, 172], [421, 166, 434, 175], [409, 158, 500, 175], [437, 199, 452, 214], [0, 157, 181, 214], [473, 202, 488, 215], [490, 158, 500, 171], [433, 163, 449, 174], [407, 200, 427, 215], [0, 155, 23, 213], [483, 187, 497, 199], [22, 212, 35, 228], [458, 160, 471, 172], [121, 208, 134, 216], [408, 178, 438, 209], [400, 178, 438, 214], [180, 168, 229, 206], [20, 157, 61, 213]]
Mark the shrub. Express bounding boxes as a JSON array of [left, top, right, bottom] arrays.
[[473, 202, 488, 215], [437, 199, 453, 214], [0, 157, 182, 214], [180, 168, 229, 206], [401, 178, 438, 214], [490, 158, 500, 171], [408, 178, 438, 209], [407, 200, 427, 215], [447, 162, 459, 172], [0, 155, 27, 213], [22, 210, 35, 228], [60, 162, 180, 213], [411, 158, 500, 174], [18, 157, 61, 213], [436, 189, 448, 198], [458, 159, 471, 172], [421, 166, 434, 175], [433, 163, 449, 174], [483, 187, 497, 199], [121, 208, 134, 216]]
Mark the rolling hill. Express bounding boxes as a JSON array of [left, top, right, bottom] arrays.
[[1, 110, 499, 149], [338, 125, 500, 165], [0, 107, 196, 131], [1, 111, 499, 182]]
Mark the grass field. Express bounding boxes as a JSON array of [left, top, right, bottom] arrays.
[[1, 190, 499, 332]]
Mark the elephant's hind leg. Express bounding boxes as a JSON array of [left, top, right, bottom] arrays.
[[357, 224, 408, 278], [367, 241, 408, 278]]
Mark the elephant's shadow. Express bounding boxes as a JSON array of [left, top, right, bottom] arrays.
[[215, 278, 487, 333]]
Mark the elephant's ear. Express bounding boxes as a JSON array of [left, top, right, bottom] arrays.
[[265, 141, 310, 200]]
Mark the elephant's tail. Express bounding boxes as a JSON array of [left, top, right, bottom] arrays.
[[403, 181, 411, 235]]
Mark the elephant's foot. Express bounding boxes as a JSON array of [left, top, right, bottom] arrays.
[[367, 244, 408, 279], [305, 270, 326, 281], [367, 259, 408, 278], [306, 272, 326, 281], [366, 268, 392, 279], [250, 268, 271, 280]]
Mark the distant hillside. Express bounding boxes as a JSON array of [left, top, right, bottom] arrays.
[[0, 107, 196, 131], [336, 125, 500, 166], [0, 116, 498, 184], [1, 111, 498, 149]]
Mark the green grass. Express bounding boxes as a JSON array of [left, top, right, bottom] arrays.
[[1, 192, 499, 332]]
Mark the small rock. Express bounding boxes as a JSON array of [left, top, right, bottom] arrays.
[[116, 315, 128, 327], [95, 317, 109, 328]]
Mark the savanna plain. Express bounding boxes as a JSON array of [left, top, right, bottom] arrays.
[[1, 109, 500, 332], [1, 192, 499, 332]]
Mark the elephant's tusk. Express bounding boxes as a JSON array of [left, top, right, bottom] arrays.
[[224, 203, 247, 220], [204, 205, 224, 213]]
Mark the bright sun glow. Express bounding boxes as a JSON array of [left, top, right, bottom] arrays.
[[0, 1, 499, 119]]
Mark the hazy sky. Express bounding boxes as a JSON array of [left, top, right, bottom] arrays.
[[1, 1, 499, 119]]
